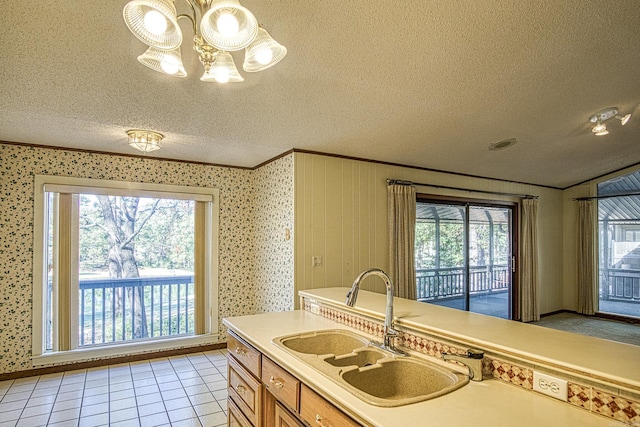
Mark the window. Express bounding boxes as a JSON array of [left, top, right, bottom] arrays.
[[32, 176, 219, 365]]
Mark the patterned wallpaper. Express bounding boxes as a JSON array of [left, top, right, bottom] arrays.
[[0, 143, 274, 374], [253, 155, 295, 313]]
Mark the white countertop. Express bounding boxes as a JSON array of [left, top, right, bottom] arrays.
[[223, 308, 619, 426], [302, 288, 640, 391]]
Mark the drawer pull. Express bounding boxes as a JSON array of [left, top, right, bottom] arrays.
[[234, 347, 247, 355], [269, 376, 284, 388], [235, 384, 246, 394], [315, 414, 333, 427]]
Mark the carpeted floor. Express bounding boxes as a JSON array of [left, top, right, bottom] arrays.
[[533, 312, 640, 346]]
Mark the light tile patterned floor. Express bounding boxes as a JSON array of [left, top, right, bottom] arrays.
[[0, 350, 228, 427]]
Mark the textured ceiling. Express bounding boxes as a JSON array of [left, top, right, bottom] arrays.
[[1, 1, 639, 188]]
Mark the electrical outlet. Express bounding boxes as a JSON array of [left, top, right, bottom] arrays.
[[533, 371, 568, 401]]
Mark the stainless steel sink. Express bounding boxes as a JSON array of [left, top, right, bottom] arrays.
[[273, 329, 469, 406]]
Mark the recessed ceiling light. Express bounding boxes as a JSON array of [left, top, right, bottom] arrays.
[[489, 138, 517, 151]]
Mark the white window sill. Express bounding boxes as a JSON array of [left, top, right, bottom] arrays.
[[32, 333, 220, 367]]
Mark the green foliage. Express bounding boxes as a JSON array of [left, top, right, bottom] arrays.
[[78, 196, 195, 274]]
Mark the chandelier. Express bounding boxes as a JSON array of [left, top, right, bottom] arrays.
[[123, 0, 287, 83]]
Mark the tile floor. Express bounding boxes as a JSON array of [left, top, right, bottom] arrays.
[[0, 350, 228, 427]]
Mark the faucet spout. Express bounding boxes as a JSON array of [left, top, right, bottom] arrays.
[[346, 268, 407, 356], [442, 349, 485, 381]]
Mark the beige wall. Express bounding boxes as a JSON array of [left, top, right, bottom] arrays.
[[293, 152, 566, 314]]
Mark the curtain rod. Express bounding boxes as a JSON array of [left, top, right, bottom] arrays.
[[386, 179, 538, 199], [573, 192, 640, 201]]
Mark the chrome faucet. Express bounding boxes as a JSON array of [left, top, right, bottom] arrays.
[[442, 349, 485, 381], [346, 268, 407, 356]]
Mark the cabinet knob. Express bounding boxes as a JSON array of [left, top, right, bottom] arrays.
[[235, 384, 246, 394], [315, 414, 333, 427], [234, 347, 247, 355], [269, 376, 284, 388]]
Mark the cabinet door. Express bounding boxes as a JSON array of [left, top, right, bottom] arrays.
[[228, 356, 262, 426], [275, 401, 304, 427], [229, 397, 253, 427], [300, 384, 361, 427]]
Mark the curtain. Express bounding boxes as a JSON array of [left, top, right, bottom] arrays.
[[577, 199, 596, 315], [387, 184, 417, 300], [521, 198, 539, 322]]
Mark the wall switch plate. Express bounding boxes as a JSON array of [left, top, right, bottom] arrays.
[[533, 371, 568, 401], [312, 256, 323, 267]]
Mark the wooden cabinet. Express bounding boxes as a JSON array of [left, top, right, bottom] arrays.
[[228, 332, 261, 377], [227, 330, 361, 427], [227, 331, 263, 426], [262, 356, 300, 412], [300, 384, 361, 427], [274, 402, 304, 427], [229, 396, 253, 427]]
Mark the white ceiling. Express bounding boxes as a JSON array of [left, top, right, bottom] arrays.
[[1, 1, 639, 188]]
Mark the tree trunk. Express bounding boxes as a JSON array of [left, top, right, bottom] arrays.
[[97, 196, 148, 340]]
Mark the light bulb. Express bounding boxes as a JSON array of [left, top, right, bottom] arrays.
[[160, 55, 180, 75], [144, 10, 168, 35], [214, 68, 230, 83], [217, 12, 239, 37], [592, 122, 607, 134], [255, 48, 273, 65]]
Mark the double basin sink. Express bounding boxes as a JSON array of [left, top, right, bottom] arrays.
[[273, 329, 468, 407]]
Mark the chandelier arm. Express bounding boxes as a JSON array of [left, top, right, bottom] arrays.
[[177, 13, 197, 35]]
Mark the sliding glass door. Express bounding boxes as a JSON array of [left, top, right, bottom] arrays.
[[597, 171, 640, 320], [415, 200, 515, 319]]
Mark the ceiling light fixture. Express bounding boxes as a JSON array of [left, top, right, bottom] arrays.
[[127, 130, 164, 152], [589, 107, 632, 136], [123, 0, 287, 83], [489, 138, 518, 151]]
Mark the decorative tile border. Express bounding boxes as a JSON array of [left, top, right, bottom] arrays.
[[303, 297, 640, 426]]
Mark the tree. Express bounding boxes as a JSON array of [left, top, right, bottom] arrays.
[[84, 196, 160, 339]]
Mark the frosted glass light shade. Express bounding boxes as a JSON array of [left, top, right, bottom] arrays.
[[127, 130, 163, 152], [243, 27, 287, 72], [200, 51, 244, 83], [123, 0, 182, 49], [201, 0, 258, 51], [619, 113, 631, 125], [138, 47, 187, 77], [592, 122, 608, 136]]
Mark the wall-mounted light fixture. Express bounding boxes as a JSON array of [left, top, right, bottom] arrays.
[[589, 107, 632, 136], [127, 129, 164, 152]]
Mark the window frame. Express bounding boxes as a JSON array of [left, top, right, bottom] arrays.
[[32, 175, 220, 366]]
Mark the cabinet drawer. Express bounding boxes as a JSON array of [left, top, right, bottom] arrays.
[[262, 356, 300, 412], [228, 331, 262, 377], [300, 384, 361, 427], [228, 396, 253, 427], [275, 401, 304, 427], [228, 356, 262, 426]]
